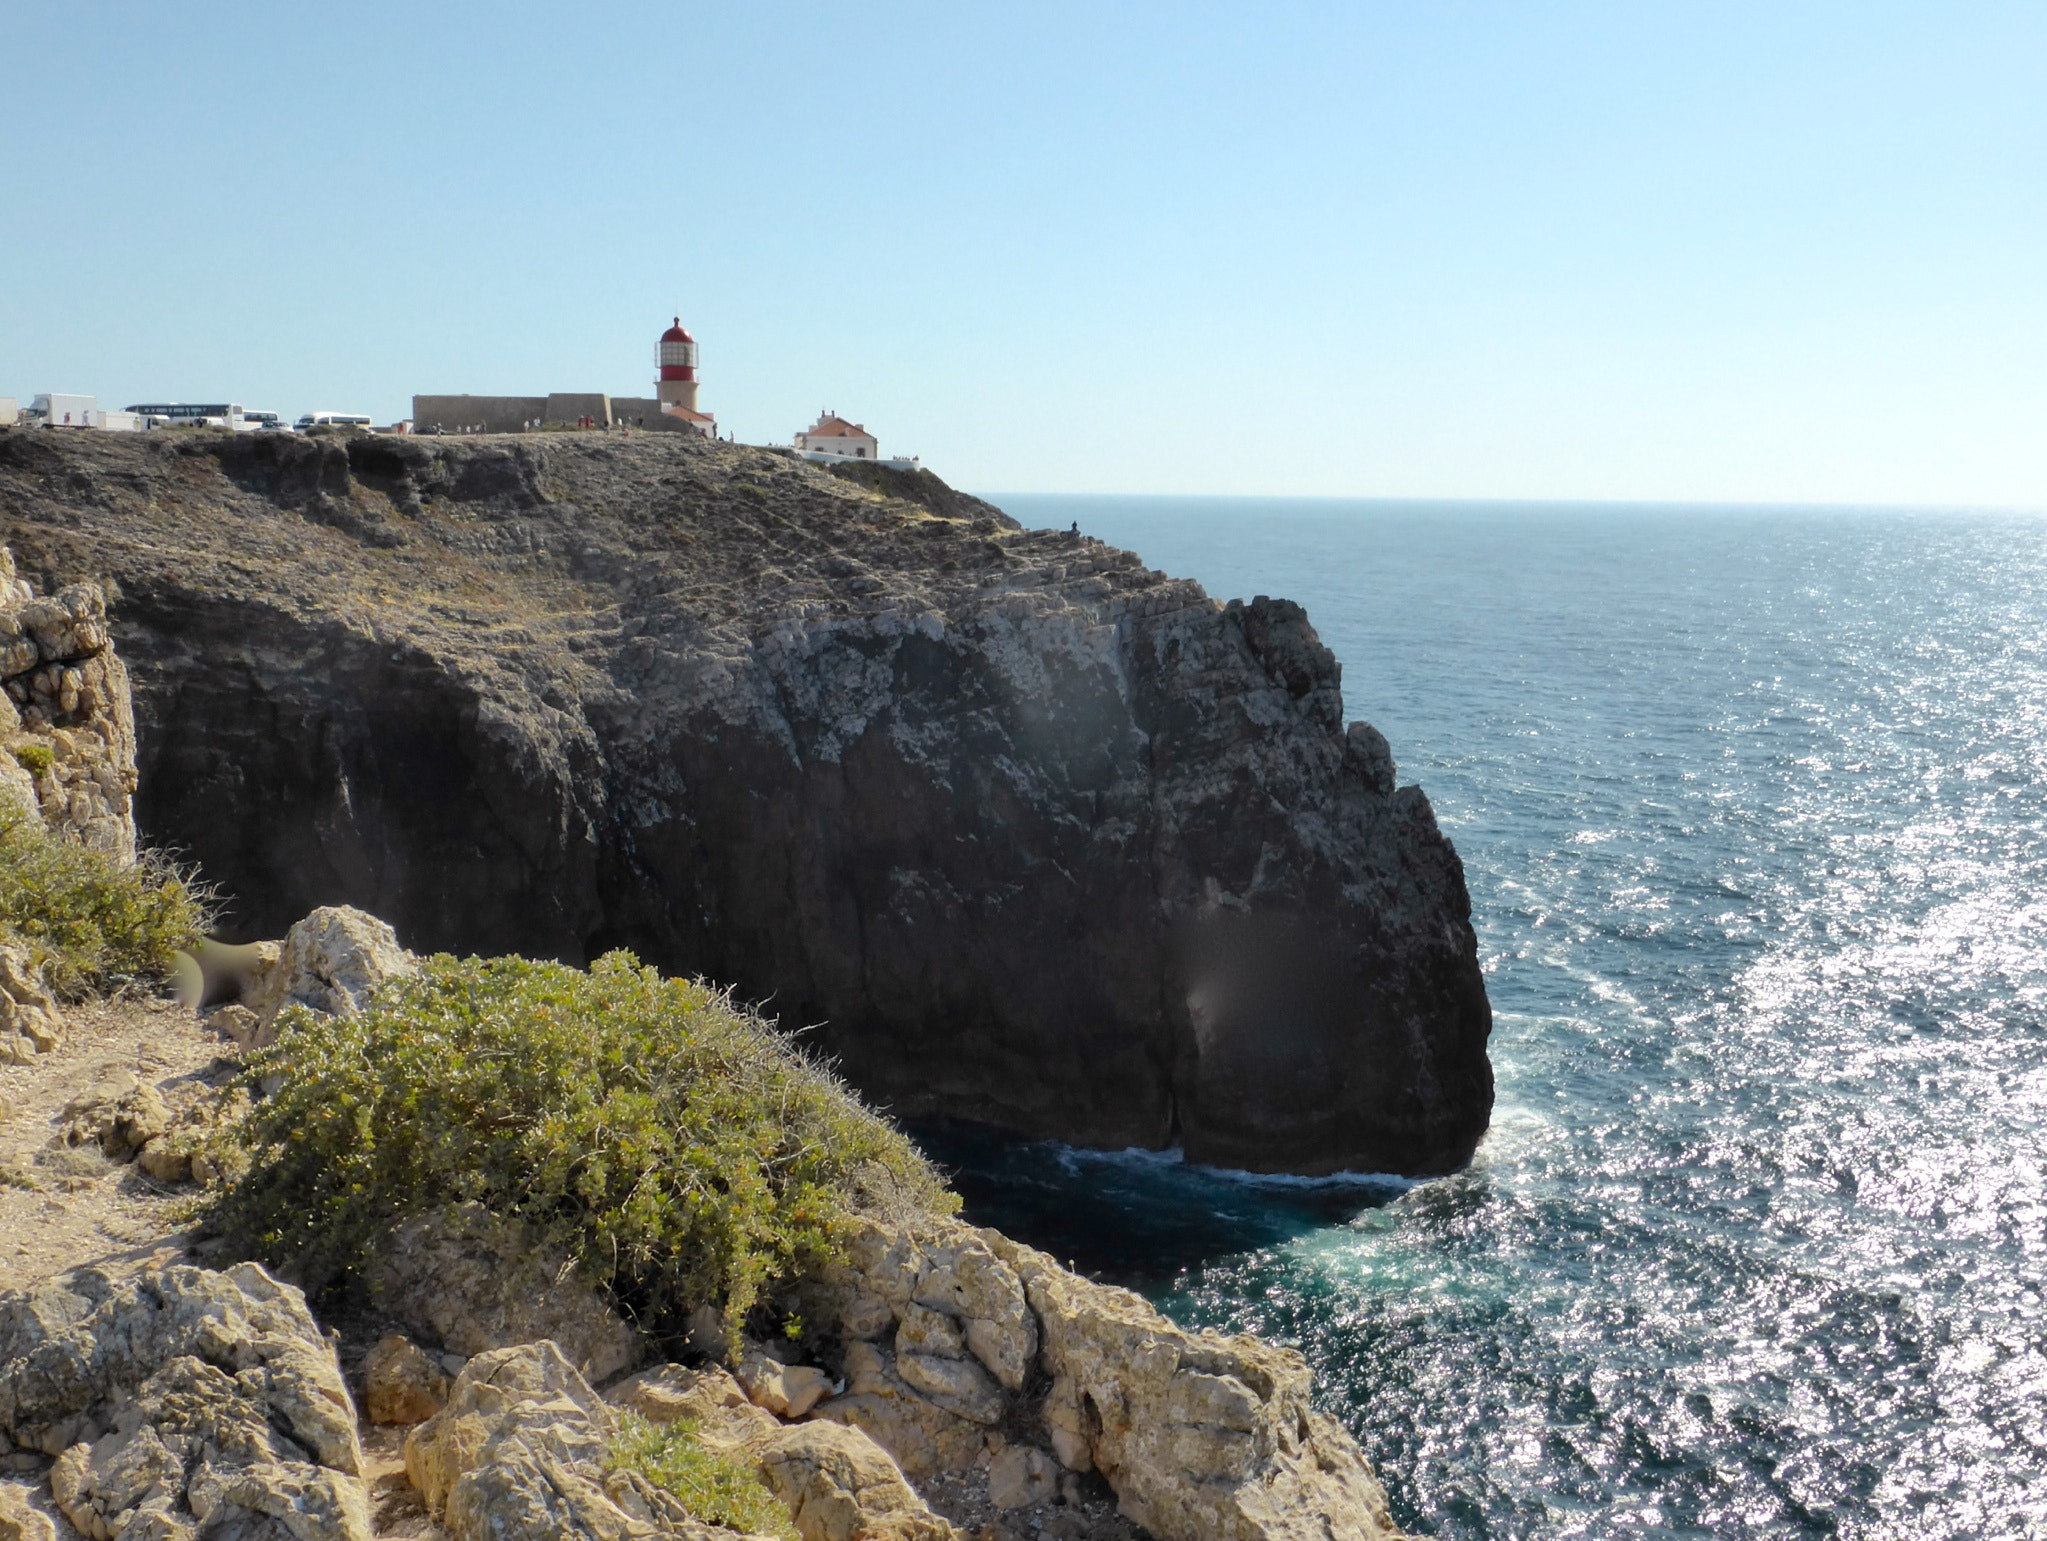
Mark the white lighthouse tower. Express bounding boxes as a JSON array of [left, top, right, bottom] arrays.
[[655, 316, 716, 437]]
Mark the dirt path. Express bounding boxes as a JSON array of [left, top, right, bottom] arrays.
[[0, 992, 226, 1295]]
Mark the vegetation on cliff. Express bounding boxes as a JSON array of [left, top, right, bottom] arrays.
[[607, 1411, 798, 1540], [0, 800, 208, 996], [207, 950, 957, 1336]]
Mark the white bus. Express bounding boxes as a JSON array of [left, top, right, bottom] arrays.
[[295, 412, 374, 431], [127, 402, 244, 429]]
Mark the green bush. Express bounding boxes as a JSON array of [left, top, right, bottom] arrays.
[[607, 1412, 796, 1540], [0, 800, 210, 996], [208, 951, 956, 1336], [9, 742, 53, 777]]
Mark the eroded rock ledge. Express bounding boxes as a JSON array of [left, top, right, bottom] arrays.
[[0, 429, 1491, 1176], [0, 1216, 1410, 1541]]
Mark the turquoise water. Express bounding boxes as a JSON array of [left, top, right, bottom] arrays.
[[939, 497, 2047, 1539]]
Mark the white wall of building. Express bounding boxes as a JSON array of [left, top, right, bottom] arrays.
[[798, 433, 879, 458]]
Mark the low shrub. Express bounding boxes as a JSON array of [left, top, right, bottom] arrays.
[[208, 951, 956, 1337], [607, 1412, 797, 1540], [9, 742, 53, 777], [0, 800, 210, 996]]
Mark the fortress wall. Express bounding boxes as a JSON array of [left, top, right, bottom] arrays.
[[609, 397, 697, 433], [543, 393, 612, 428], [412, 396, 547, 434]]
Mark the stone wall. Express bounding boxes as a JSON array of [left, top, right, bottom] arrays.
[[542, 392, 613, 428], [409, 395, 548, 434], [608, 396, 698, 432], [0, 546, 137, 861]]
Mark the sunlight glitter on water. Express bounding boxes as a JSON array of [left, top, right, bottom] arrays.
[[955, 499, 2047, 1537]]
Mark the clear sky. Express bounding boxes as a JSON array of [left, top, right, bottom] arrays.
[[4, 2, 2043, 504]]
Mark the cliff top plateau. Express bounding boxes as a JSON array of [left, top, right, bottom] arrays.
[[0, 427, 1492, 1177]]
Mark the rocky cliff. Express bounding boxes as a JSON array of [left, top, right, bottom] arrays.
[[0, 546, 138, 861], [0, 428, 1491, 1175]]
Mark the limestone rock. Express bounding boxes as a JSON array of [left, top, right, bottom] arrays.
[[0, 1262, 360, 1472], [18, 587, 110, 663], [208, 1003, 261, 1051], [0, 552, 137, 862], [0, 549, 30, 611], [0, 946, 62, 1066], [0, 1484, 55, 1541], [986, 1232, 1407, 1541], [135, 1138, 191, 1184], [405, 1343, 754, 1541], [0, 436, 1493, 1177], [373, 1204, 640, 1383], [403, 1342, 612, 1518], [49, 1356, 370, 1541], [810, 1344, 986, 1480], [756, 1420, 956, 1541], [363, 1335, 450, 1426], [734, 1351, 833, 1420], [825, 1220, 1035, 1394], [985, 1445, 1058, 1511], [892, 1351, 1001, 1427], [607, 1363, 747, 1424], [130, 1089, 239, 1186], [0, 1264, 366, 1541], [61, 1072, 170, 1161], [605, 1364, 780, 1454], [247, 907, 416, 1042], [814, 1214, 1409, 1540]]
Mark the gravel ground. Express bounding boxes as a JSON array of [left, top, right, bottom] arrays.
[[0, 991, 228, 1297]]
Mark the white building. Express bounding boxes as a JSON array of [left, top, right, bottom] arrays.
[[795, 411, 879, 461], [791, 410, 921, 468], [792, 410, 922, 470]]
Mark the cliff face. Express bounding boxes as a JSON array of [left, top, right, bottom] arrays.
[[0, 428, 1492, 1175]]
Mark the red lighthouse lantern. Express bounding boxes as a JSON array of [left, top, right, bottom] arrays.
[[658, 317, 697, 383], [654, 315, 711, 429]]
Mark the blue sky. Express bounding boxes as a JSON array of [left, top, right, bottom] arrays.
[[4, 2, 2043, 503]]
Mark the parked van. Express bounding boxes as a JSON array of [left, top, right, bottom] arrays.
[[295, 412, 373, 430]]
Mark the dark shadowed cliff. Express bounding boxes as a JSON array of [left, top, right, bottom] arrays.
[[0, 428, 1492, 1175]]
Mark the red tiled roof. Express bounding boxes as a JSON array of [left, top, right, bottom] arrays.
[[801, 414, 870, 438]]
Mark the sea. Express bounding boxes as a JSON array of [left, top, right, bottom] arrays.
[[931, 496, 2047, 1540]]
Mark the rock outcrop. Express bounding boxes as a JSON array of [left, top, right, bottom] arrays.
[[0, 430, 1491, 1175], [0, 546, 137, 863], [242, 904, 416, 1044], [0, 945, 63, 1067], [362, 1335, 451, 1426], [0, 1263, 368, 1541], [0, 1483, 55, 1541], [405, 1341, 785, 1541], [791, 1214, 1407, 1541], [757, 1420, 957, 1541]]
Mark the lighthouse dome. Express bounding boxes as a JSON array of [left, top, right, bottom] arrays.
[[661, 317, 694, 344]]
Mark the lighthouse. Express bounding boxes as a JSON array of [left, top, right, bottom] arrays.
[[653, 316, 716, 437], [656, 318, 699, 414]]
